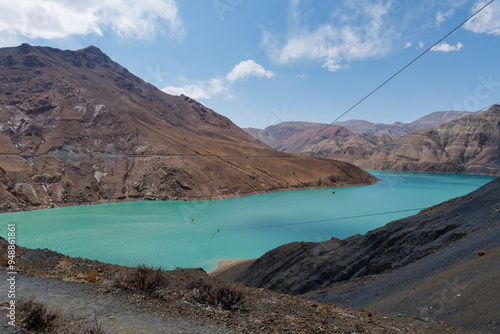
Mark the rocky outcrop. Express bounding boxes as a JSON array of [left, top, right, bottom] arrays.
[[0, 44, 376, 212], [349, 106, 500, 174], [236, 176, 500, 295]]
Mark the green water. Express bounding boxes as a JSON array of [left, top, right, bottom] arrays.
[[0, 171, 495, 271]]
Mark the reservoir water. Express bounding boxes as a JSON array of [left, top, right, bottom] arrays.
[[0, 171, 495, 272]]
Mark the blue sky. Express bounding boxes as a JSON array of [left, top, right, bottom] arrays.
[[1, 0, 500, 129]]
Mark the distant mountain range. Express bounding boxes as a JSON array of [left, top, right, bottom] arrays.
[[336, 110, 476, 137], [0, 44, 375, 212], [246, 110, 475, 142], [245, 106, 500, 175]]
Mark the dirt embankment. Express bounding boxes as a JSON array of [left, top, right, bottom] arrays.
[[0, 238, 461, 334]]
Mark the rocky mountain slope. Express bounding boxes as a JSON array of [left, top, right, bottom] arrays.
[[245, 110, 473, 143], [335, 110, 474, 137], [0, 44, 376, 212], [235, 176, 500, 293], [245, 122, 354, 152], [347, 105, 500, 174], [245, 105, 500, 175]]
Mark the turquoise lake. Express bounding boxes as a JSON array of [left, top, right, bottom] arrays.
[[0, 171, 495, 272]]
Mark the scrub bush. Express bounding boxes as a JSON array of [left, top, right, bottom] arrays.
[[114, 264, 167, 294], [18, 297, 58, 331], [191, 278, 245, 311]]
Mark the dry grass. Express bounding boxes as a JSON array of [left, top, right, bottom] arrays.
[[84, 270, 98, 283], [0, 256, 9, 267]]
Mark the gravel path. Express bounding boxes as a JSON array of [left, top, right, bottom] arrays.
[[0, 273, 233, 334]]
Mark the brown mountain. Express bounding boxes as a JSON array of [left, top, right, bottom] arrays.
[[0, 44, 376, 212], [246, 122, 353, 152], [245, 106, 500, 175], [334, 119, 414, 137], [326, 105, 500, 175], [247, 111, 473, 144], [335, 110, 474, 137]]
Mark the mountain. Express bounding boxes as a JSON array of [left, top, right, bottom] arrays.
[[246, 122, 354, 152], [245, 106, 500, 175], [334, 119, 414, 137], [233, 177, 500, 331], [335, 110, 474, 137], [326, 105, 500, 175], [246, 111, 473, 144], [409, 110, 476, 131], [0, 44, 376, 212]]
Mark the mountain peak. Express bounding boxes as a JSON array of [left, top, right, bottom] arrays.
[[0, 44, 376, 211], [78, 45, 108, 58]]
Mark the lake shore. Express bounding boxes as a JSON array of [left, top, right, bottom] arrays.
[[0, 179, 379, 214], [210, 259, 257, 281]]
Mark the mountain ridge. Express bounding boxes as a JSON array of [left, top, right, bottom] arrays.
[[244, 105, 500, 175], [0, 44, 376, 212]]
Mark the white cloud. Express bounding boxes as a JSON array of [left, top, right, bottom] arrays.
[[226, 59, 275, 82], [435, 9, 454, 27], [165, 59, 274, 100], [261, 0, 399, 72], [417, 41, 424, 49], [162, 78, 231, 100], [0, 0, 183, 44], [464, 1, 500, 36], [404, 42, 412, 48], [431, 42, 464, 52]]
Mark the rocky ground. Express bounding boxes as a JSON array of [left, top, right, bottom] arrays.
[[210, 177, 500, 333], [0, 238, 461, 333]]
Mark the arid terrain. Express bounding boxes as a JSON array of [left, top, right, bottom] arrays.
[[0, 44, 376, 213], [245, 106, 500, 175], [213, 176, 500, 333], [0, 238, 468, 333]]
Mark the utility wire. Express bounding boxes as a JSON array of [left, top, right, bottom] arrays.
[[292, 0, 497, 153], [223, 208, 426, 231], [213, 198, 500, 234]]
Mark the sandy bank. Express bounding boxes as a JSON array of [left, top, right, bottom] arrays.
[[210, 259, 257, 281]]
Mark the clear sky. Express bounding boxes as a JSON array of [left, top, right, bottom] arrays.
[[1, 0, 500, 129]]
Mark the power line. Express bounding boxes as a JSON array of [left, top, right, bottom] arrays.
[[292, 0, 497, 153], [224, 207, 426, 231], [215, 198, 500, 233]]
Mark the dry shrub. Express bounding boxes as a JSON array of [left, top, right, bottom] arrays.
[[114, 264, 167, 294], [191, 278, 245, 311], [84, 270, 98, 283], [0, 256, 9, 266], [18, 297, 58, 331]]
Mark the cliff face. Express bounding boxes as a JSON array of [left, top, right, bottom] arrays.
[[350, 106, 500, 174], [0, 44, 376, 212], [236, 176, 500, 295]]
